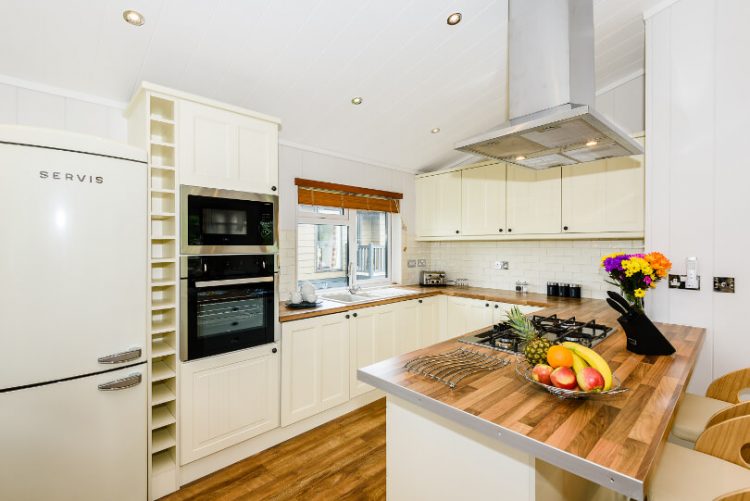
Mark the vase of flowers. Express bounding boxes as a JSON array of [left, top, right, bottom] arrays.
[[601, 252, 676, 355]]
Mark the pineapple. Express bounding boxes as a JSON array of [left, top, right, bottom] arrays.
[[506, 306, 551, 365]]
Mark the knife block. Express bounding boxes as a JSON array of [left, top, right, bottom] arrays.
[[617, 311, 676, 356]]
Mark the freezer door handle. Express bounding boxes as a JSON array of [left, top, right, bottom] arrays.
[[97, 373, 142, 391], [97, 348, 142, 364]]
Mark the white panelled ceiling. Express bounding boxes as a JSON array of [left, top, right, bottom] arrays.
[[0, 0, 662, 172]]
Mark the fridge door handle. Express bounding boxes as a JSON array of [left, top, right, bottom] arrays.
[[97, 347, 142, 364], [97, 373, 142, 391]]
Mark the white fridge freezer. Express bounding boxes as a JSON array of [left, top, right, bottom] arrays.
[[0, 126, 149, 501]]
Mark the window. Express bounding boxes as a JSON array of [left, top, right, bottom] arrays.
[[297, 205, 391, 290]]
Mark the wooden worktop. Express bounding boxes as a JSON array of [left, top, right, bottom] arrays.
[[357, 298, 705, 499], [279, 284, 598, 322]]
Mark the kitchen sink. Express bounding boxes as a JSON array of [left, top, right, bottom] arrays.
[[321, 287, 418, 304]]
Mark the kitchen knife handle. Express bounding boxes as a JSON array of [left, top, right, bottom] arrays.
[[607, 291, 633, 311], [98, 373, 142, 391], [98, 348, 142, 364]]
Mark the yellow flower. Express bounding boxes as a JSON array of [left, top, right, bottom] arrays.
[[634, 288, 646, 298]]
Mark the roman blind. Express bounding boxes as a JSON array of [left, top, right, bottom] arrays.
[[295, 178, 403, 213]]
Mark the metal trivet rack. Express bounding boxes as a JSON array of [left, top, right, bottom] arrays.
[[404, 348, 509, 389]]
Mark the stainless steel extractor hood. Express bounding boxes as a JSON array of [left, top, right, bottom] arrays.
[[455, 0, 643, 169]]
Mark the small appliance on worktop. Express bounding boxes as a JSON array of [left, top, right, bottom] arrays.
[[420, 271, 446, 286], [459, 313, 615, 354]]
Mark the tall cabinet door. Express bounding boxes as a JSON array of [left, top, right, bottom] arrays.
[[281, 314, 349, 427], [180, 345, 280, 464], [461, 162, 507, 235], [236, 116, 279, 195], [561, 155, 644, 233], [179, 100, 236, 190], [506, 165, 562, 234], [415, 171, 462, 237], [179, 100, 278, 194], [350, 304, 398, 398]]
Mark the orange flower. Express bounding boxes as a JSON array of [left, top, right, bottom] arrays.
[[645, 252, 672, 278]]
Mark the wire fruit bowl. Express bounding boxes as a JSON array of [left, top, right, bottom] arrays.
[[514, 357, 629, 400]]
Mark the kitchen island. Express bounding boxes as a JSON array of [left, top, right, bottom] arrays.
[[358, 299, 705, 501]]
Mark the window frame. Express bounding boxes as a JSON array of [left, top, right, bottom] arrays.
[[296, 205, 393, 291]]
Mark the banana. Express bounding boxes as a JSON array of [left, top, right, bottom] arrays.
[[562, 342, 613, 391], [570, 351, 588, 374]]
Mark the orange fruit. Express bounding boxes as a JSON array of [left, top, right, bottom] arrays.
[[547, 345, 574, 368]]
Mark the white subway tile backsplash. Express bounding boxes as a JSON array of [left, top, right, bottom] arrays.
[[420, 239, 644, 299]]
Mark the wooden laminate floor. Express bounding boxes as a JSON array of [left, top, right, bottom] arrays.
[[162, 399, 386, 501]]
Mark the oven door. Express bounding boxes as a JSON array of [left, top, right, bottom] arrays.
[[181, 276, 275, 361], [181, 185, 278, 255]]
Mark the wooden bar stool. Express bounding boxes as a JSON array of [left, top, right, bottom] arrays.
[[671, 368, 750, 446], [715, 488, 750, 501], [648, 415, 750, 500]]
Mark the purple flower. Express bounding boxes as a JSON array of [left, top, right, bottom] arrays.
[[603, 254, 627, 273]]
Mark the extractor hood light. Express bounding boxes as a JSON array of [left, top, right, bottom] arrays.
[[122, 10, 145, 26], [515, 155, 526, 161], [447, 13, 462, 25], [431, 128, 441, 134], [351, 97, 363, 105], [586, 140, 599, 147]]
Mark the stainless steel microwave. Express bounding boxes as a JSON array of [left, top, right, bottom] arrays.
[[180, 185, 278, 255]]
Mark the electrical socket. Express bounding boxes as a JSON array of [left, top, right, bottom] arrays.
[[417, 259, 427, 267], [407, 259, 417, 268], [494, 261, 509, 270]]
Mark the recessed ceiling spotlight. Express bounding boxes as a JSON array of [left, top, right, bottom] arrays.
[[586, 140, 599, 147], [351, 97, 363, 105], [515, 155, 526, 161], [122, 9, 145, 26], [447, 12, 462, 25], [431, 128, 441, 134]]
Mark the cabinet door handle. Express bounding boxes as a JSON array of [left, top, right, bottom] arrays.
[[455, 230, 460, 234], [272, 347, 278, 354], [345, 314, 350, 319], [494, 304, 499, 309], [271, 186, 277, 191], [563, 226, 569, 231], [485, 303, 489, 307], [418, 299, 423, 304], [499, 228, 503, 233], [98, 348, 142, 364], [508, 228, 512, 233], [98, 373, 142, 391], [353, 312, 358, 318]]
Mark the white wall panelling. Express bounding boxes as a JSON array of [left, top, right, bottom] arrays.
[[0, 81, 127, 141], [645, 0, 750, 393]]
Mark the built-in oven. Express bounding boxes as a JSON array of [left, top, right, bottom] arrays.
[[180, 254, 277, 361], [180, 185, 278, 255]]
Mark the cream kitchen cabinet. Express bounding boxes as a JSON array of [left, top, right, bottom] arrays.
[[445, 297, 494, 338], [461, 162, 507, 236], [280, 313, 350, 427], [415, 170, 462, 237], [561, 155, 644, 234], [179, 100, 279, 194], [506, 165, 562, 234], [179, 344, 280, 464], [491, 302, 542, 324], [418, 296, 445, 344], [349, 303, 400, 398]]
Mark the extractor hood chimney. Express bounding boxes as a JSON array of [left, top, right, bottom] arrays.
[[455, 0, 643, 169]]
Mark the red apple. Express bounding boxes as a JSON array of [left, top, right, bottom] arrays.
[[532, 364, 553, 385], [576, 367, 605, 392], [550, 367, 577, 390]]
